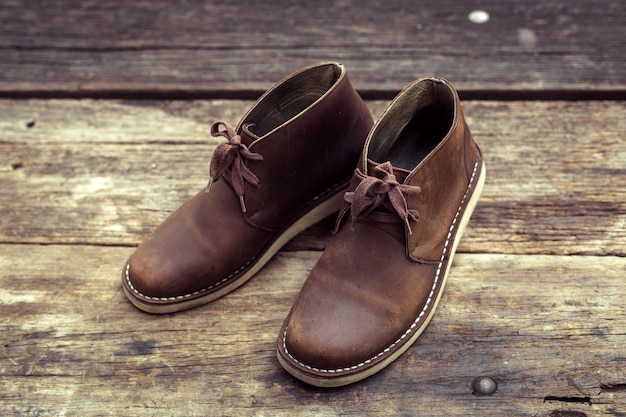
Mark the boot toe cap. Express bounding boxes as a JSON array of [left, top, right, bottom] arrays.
[[281, 299, 401, 373], [124, 255, 186, 301]]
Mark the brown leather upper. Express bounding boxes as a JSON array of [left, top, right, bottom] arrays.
[[279, 77, 484, 378], [124, 62, 373, 305]]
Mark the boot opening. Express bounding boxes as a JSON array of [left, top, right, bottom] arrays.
[[369, 79, 455, 171], [243, 63, 342, 137]]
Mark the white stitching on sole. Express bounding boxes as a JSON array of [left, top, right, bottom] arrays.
[[125, 179, 347, 303], [282, 159, 481, 374], [124, 258, 254, 302]]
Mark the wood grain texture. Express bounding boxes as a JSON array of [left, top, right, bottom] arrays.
[[1, 1, 625, 415], [1, 99, 625, 256], [1, 244, 624, 416], [0, 0, 624, 96]]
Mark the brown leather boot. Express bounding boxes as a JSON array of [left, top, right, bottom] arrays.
[[277, 77, 486, 387], [122, 62, 373, 313]]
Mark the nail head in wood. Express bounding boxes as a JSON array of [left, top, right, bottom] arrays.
[[472, 376, 498, 396]]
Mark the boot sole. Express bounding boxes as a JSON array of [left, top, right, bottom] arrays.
[[123, 186, 348, 314], [278, 160, 486, 387]]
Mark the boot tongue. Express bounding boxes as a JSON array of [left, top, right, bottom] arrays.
[[366, 159, 410, 183]]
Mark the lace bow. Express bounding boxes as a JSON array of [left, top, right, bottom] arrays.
[[344, 161, 421, 234], [205, 121, 263, 212]]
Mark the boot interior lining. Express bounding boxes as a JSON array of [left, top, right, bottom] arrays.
[[243, 64, 342, 137], [369, 79, 455, 171]]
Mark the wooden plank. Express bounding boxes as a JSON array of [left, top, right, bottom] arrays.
[[0, 0, 624, 96], [1, 99, 625, 256], [1, 244, 624, 415]]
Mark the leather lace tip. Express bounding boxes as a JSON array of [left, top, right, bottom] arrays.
[[404, 217, 413, 235], [205, 177, 213, 193], [239, 195, 247, 213], [350, 217, 356, 232]]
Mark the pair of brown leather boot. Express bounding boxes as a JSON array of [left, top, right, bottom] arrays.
[[122, 62, 485, 387]]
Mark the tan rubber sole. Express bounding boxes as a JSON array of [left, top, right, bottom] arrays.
[[278, 161, 486, 387], [123, 189, 347, 314]]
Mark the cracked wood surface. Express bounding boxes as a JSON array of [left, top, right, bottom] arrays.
[[0, 245, 626, 416], [0, 0, 624, 96], [1, 245, 625, 416], [1, 0, 625, 415], [2, 100, 625, 255]]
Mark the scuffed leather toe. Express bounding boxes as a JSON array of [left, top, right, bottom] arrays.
[[281, 223, 437, 372]]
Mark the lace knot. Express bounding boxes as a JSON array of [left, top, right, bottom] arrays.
[[205, 121, 263, 212], [344, 161, 421, 234]]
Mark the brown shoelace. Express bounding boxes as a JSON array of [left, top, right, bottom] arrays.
[[345, 161, 421, 234], [205, 121, 263, 212]]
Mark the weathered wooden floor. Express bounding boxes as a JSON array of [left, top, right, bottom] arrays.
[[1, 1, 625, 416]]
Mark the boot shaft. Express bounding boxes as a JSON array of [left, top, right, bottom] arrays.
[[342, 77, 483, 261], [234, 62, 374, 231]]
